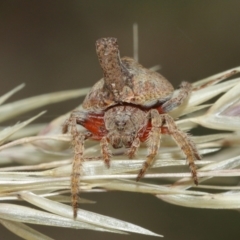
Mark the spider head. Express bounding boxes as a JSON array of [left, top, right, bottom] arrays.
[[104, 105, 147, 149]]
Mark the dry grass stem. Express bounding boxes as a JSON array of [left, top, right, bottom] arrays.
[[0, 66, 239, 238]]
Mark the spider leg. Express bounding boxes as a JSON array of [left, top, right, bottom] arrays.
[[62, 110, 81, 134], [162, 81, 192, 113], [137, 109, 163, 181], [100, 136, 112, 168], [63, 113, 91, 219], [163, 114, 201, 185], [127, 137, 141, 158]]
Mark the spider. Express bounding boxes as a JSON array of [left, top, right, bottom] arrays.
[[63, 37, 201, 218]]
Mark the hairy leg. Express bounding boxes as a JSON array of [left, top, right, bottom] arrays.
[[127, 137, 141, 158], [137, 109, 162, 181], [100, 136, 112, 168], [162, 81, 192, 113], [163, 114, 201, 185], [63, 114, 91, 219], [136, 109, 201, 185]]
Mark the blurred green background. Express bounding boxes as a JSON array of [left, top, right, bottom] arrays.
[[1, 1, 240, 239]]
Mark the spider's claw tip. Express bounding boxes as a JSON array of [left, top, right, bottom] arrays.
[[73, 212, 77, 219], [194, 178, 198, 186], [136, 170, 144, 182], [104, 160, 110, 168]]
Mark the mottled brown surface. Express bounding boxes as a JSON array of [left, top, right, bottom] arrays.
[[83, 38, 175, 110]]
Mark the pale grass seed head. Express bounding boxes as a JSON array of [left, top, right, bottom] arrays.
[[0, 67, 240, 239]]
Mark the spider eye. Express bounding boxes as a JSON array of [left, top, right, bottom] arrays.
[[115, 120, 127, 131], [116, 121, 126, 126]]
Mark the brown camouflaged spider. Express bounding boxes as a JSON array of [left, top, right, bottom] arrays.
[[63, 37, 201, 218]]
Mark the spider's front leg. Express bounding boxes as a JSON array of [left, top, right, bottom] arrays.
[[63, 112, 91, 218], [127, 137, 141, 159], [136, 109, 201, 185], [100, 136, 112, 168], [137, 109, 163, 181], [163, 114, 201, 185]]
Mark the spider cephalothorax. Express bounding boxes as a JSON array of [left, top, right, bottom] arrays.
[[63, 37, 201, 218]]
